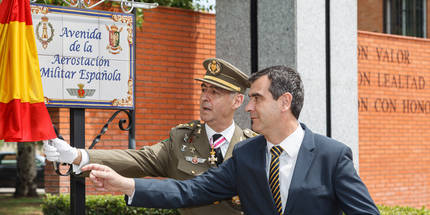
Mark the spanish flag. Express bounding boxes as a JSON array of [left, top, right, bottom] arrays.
[[0, 0, 56, 142]]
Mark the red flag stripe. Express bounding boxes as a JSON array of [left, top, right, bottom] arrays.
[[0, 0, 33, 25], [0, 99, 56, 142]]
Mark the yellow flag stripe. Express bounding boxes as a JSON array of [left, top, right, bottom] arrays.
[[0, 21, 44, 103]]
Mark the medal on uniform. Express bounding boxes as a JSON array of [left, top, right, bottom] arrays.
[[208, 149, 218, 165], [208, 134, 227, 165], [181, 145, 187, 152], [189, 147, 196, 153]]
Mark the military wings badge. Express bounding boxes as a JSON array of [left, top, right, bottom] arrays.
[[66, 83, 96, 98]]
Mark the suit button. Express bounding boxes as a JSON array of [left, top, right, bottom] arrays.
[[191, 170, 196, 174]]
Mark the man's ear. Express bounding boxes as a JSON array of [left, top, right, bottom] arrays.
[[233, 93, 244, 109], [279, 92, 292, 112]]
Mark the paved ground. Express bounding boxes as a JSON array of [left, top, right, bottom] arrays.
[[0, 188, 45, 194]]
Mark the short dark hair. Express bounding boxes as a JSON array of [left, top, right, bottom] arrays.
[[249, 66, 304, 119]]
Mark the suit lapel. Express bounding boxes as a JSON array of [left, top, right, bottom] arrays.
[[190, 125, 211, 167], [285, 124, 316, 214], [224, 124, 244, 159]]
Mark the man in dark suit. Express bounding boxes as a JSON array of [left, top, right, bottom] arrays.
[[82, 65, 380, 215]]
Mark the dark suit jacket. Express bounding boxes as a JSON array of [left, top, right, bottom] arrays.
[[127, 123, 380, 215]]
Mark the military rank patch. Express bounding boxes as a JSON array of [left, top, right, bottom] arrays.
[[243, 128, 258, 138], [176, 120, 201, 129]]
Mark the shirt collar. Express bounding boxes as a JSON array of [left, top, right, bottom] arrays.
[[266, 123, 305, 158], [205, 121, 235, 143]]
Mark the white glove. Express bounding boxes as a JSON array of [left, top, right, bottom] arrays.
[[43, 138, 78, 164]]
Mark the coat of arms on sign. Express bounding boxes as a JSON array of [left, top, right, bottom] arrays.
[[36, 16, 54, 49], [106, 24, 123, 54]]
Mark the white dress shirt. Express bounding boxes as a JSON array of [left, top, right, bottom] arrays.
[[205, 121, 235, 157], [266, 123, 304, 214]]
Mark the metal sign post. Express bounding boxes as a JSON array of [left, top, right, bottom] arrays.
[[70, 108, 86, 215]]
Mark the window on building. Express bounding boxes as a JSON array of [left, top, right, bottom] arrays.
[[384, 0, 426, 38]]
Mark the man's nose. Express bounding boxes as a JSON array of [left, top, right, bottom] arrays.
[[245, 100, 253, 112], [200, 91, 209, 101]]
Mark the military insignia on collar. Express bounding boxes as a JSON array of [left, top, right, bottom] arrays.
[[208, 60, 221, 75], [184, 133, 189, 143], [243, 128, 258, 138], [185, 156, 206, 164]]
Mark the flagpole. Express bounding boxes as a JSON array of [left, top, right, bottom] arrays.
[[129, 7, 137, 150]]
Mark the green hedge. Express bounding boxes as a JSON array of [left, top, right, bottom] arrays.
[[42, 194, 179, 215], [42, 194, 430, 215], [378, 205, 430, 215]]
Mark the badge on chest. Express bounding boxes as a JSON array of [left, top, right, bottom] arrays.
[[185, 156, 206, 164]]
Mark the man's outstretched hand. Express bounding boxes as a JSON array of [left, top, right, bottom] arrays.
[[81, 164, 135, 196]]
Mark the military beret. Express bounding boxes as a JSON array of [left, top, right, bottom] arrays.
[[195, 58, 250, 94]]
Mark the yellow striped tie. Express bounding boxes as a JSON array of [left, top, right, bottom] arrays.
[[270, 145, 283, 215]]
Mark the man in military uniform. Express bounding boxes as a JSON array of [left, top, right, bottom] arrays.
[[44, 58, 257, 215]]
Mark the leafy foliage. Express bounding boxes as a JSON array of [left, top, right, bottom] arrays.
[[193, 0, 214, 12], [146, 0, 193, 10], [377, 205, 430, 215], [32, 0, 214, 28], [42, 194, 179, 215], [43, 195, 430, 215]]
